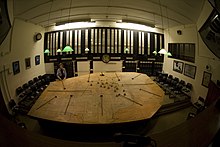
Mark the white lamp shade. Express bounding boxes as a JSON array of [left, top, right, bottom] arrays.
[[56, 49, 62, 52], [158, 48, 167, 54], [85, 48, 90, 52], [44, 49, 50, 53], [152, 51, 157, 55], [167, 52, 172, 56], [124, 48, 129, 53]]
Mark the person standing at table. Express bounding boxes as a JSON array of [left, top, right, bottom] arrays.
[[56, 63, 67, 80]]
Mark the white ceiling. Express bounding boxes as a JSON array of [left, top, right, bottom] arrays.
[[13, 0, 206, 29]]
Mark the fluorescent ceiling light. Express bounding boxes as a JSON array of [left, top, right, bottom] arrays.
[[116, 22, 155, 32], [122, 19, 155, 28], [54, 22, 96, 30]]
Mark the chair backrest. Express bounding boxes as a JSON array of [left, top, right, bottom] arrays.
[[38, 75, 43, 80], [168, 75, 173, 79], [179, 80, 186, 86], [174, 77, 179, 83], [8, 99, 16, 109], [33, 77, 39, 82], [198, 97, 205, 102], [16, 87, 23, 95], [186, 83, 192, 90], [22, 83, 29, 89], [28, 80, 34, 85]]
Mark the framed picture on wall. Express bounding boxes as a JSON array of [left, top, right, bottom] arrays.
[[12, 61, 20, 75], [184, 63, 197, 79], [25, 57, 31, 69], [202, 71, 212, 88], [35, 55, 40, 65], [173, 60, 184, 73]]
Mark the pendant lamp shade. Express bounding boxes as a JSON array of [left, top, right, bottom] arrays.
[[56, 49, 62, 53], [85, 48, 90, 52], [158, 48, 167, 54], [62, 45, 73, 52], [44, 49, 50, 54], [152, 50, 157, 55], [167, 52, 172, 56], [124, 48, 129, 53]]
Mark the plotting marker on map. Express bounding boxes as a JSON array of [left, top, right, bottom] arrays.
[[64, 95, 73, 115], [139, 88, 161, 97], [115, 73, 120, 81], [100, 96, 104, 116], [131, 73, 142, 80], [88, 73, 90, 82], [36, 96, 57, 110], [119, 95, 143, 106], [61, 80, 66, 90]]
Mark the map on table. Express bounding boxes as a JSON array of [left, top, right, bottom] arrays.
[[28, 72, 164, 124]]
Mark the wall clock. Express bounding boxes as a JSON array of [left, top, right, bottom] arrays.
[[102, 54, 110, 63], [35, 33, 42, 41]]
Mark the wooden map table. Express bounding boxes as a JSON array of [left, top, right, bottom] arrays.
[[28, 72, 164, 124]]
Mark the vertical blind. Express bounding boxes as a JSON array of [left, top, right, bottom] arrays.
[[44, 27, 164, 57]]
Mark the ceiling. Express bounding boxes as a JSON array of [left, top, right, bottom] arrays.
[[13, 0, 207, 29]]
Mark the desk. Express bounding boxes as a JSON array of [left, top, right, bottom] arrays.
[[28, 72, 164, 124]]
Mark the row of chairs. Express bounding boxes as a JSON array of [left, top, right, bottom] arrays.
[[13, 74, 51, 114], [155, 73, 192, 101]]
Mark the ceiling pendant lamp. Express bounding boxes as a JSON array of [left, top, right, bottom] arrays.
[[44, 1, 53, 55], [158, 48, 167, 54], [62, 45, 73, 52], [124, 48, 129, 53], [166, 52, 172, 56], [85, 48, 90, 54], [56, 49, 62, 53], [44, 49, 50, 54], [152, 50, 157, 55], [62, 0, 73, 53]]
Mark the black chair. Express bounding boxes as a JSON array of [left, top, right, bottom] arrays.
[[38, 75, 43, 80], [181, 83, 192, 99], [8, 100, 26, 129], [16, 87, 23, 96], [33, 77, 39, 83], [162, 75, 173, 94], [8, 99, 19, 115], [22, 83, 29, 90], [193, 97, 205, 114], [165, 78, 179, 97], [28, 80, 34, 86], [187, 112, 196, 120]]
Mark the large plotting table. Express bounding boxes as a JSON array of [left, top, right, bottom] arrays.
[[28, 72, 164, 124]]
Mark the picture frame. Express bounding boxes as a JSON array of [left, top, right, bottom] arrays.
[[202, 71, 212, 88], [184, 63, 197, 79], [35, 55, 40, 65], [12, 61, 20, 75], [25, 57, 31, 69], [173, 60, 184, 73]]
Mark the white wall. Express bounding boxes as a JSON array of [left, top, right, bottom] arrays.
[[77, 61, 90, 76], [93, 61, 122, 73], [163, 1, 220, 103], [0, 17, 45, 105]]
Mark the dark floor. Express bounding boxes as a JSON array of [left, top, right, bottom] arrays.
[[18, 93, 195, 143]]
